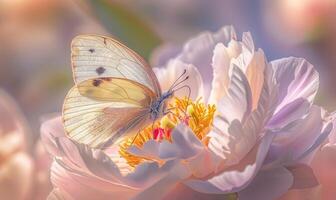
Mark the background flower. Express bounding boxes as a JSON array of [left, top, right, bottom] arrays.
[[0, 89, 51, 200]]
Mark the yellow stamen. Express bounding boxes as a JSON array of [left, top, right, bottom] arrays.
[[160, 115, 176, 129], [118, 97, 216, 168]]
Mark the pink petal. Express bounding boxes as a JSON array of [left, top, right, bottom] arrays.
[[40, 116, 66, 157], [50, 161, 137, 200], [287, 164, 318, 189], [266, 106, 330, 165], [271, 57, 319, 115], [238, 167, 293, 200], [185, 132, 274, 194]]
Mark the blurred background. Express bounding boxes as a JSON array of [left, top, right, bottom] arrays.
[[0, 0, 336, 198]]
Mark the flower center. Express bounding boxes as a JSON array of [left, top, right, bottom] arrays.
[[118, 97, 216, 168]]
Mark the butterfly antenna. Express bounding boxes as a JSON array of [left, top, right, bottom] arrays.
[[170, 76, 189, 93], [168, 69, 187, 91], [172, 85, 191, 116]]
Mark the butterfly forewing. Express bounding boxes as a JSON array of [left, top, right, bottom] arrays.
[[71, 35, 161, 96]]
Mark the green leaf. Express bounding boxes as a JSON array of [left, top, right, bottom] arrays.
[[84, 0, 162, 60]]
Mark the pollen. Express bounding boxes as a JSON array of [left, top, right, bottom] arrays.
[[118, 97, 216, 168]]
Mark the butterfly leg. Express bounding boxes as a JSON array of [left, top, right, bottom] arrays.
[[130, 128, 142, 145], [163, 108, 175, 116]]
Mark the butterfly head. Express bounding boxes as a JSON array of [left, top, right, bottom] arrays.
[[149, 90, 173, 121]]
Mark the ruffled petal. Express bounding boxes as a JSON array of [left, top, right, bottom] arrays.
[[208, 120, 257, 167], [153, 60, 204, 100], [268, 98, 310, 129], [185, 132, 274, 194], [265, 106, 331, 165], [245, 49, 266, 110], [271, 57, 319, 115], [208, 66, 277, 167], [132, 162, 190, 200], [208, 43, 232, 105], [50, 161, 137, 200], [216, 65, 252, 123], [177, 26, 237, 96]]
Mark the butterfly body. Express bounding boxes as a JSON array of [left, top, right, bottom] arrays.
[[149, 90, 174, 121]]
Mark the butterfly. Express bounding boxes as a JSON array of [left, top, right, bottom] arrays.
[[62, 35, 189, 148]]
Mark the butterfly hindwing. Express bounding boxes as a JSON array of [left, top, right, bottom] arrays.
[[63, 78, 155, 148]]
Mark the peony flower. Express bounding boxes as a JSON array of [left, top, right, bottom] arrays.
[[0, 89, 52, 200], [42, 26, 333, 200]]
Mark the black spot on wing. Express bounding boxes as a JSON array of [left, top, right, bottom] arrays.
[[88, 48, 95, 53], [96, 67, 106, 75], [92, 79, 102, 87]]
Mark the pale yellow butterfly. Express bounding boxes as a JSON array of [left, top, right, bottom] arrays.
[[62, 35, 189, 148]]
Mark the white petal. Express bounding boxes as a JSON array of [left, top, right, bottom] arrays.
[[185, 132, 274, 194], [271, 57, 319, 114], [208, 43, 232, 105], [265, 106, 332, 166], [177, 26, 237, 99], [209, 119, 257, 167], [216, 65, 252, 123], [153, 60, 204, 100], [159, 124, 203, 159], [50, 161, 137, 200], [241, 32, 255, 53], [245, 49, 266, 110], [132, 162, 190, 200]]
